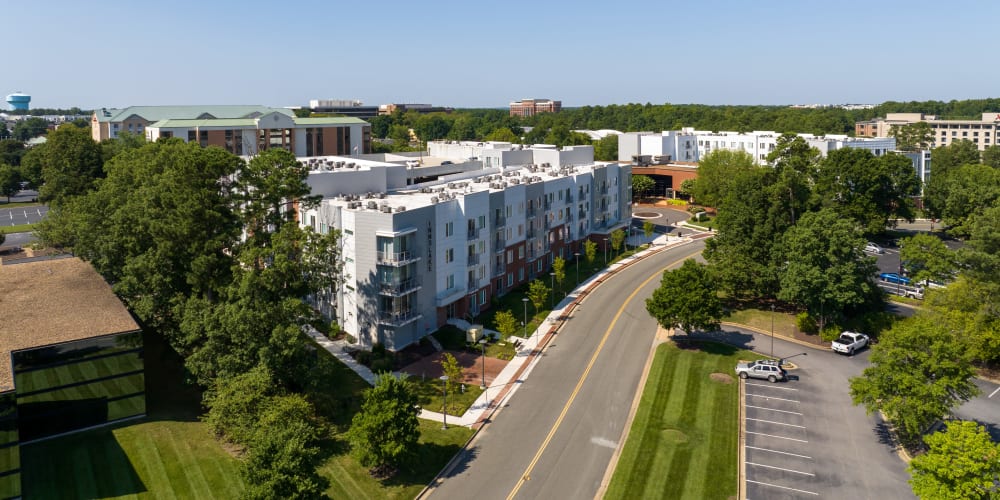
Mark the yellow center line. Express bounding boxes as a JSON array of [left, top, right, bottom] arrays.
[[506, 250, 701, 500]]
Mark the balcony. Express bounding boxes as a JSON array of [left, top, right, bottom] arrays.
[[567, 194, 574, 203], [527, 207, 537, 217], [578, 211, 587, 220], [378, 278, 421, 296], [493, 263, 504, 277], [493, 238, 506, 252], [543, 200, 551, 210], [467, 278, 480, 292], [467, 253, 480, 266], [377, 250, 419, 266], [467, 228, 478, 240], [435, 285, 465, 307], [567, 211, 574, 221], [543, 218, 550, 229], [377, 310, 422, 327], [526, 229, 537, 239], [494, 215, 506, 227]]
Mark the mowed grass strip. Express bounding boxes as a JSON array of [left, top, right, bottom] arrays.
[[21, 419, 244, 499], [605, 341, 763, 500]]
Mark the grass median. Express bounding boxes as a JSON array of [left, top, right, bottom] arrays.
[[605, 340, 765, 500]]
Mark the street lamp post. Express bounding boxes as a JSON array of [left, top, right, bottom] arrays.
[[439, 375, 449, 430], [770, 304, 775, 358], [479, 338, 488, 390], [549, 272, 555, 310], [574, 252, 580, 286], [522, 297, 529, 339], [603, 238, 608, 265]]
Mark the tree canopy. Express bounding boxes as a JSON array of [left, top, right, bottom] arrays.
[[908, 420, 1000, 500], [890, 122, 933, 151], [645, 259, 723, 333], [348, 374, 421, 472]]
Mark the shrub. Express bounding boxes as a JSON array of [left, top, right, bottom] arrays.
[[371, 357, 393, 373], [795, 312, 818, 334], [356, 351, 373, 366], [820, 324, 842, 342], [686, 205, 706, 214], [372, 342, 387, 357]]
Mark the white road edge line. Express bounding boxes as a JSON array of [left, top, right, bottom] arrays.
[[746, 462, 815, 476], [746, 479, 819, 496], [746, 393, 800, 403], [745, 405, 802, 415], [746, 417, 806, 429], [745, 445, 812, 459], [746, 431, 808, 443], [989, 386, 1000, 398], [745, 383, 798, 391]]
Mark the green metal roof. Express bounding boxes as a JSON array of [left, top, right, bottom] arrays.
[[294, 117, 369, 125], [94, 105, 293, 123], [149, 118, 259, 128]]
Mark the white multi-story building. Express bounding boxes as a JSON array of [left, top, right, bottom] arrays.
[[856, 112, 1000, 151], [619, 129, 897, 165], [300, 145, 631, 350]]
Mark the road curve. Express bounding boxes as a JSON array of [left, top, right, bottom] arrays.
[[426, 240, 707, 500]]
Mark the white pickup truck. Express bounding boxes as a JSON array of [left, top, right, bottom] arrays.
[[831, 331, 869, 355]]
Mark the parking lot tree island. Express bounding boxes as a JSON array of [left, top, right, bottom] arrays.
[[645, 259, 723, 334]]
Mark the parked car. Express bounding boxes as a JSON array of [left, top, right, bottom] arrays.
[[734, 359, 786, 382], [831, 331, 870, 355], [919, 279, 948, 290], [879, 272, 910, 285], [864, 242, 884, 254]]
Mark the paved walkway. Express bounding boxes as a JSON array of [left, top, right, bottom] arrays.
[[306, 229, 705, 428]]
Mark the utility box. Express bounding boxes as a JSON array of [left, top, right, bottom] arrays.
[[466, 325, 484, 343]]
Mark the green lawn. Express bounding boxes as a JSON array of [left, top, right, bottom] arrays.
[[1, 223, 34, 234], [605, 341, 765, 500], [723, 307, 798, 338], [0, 201, 41, 209]]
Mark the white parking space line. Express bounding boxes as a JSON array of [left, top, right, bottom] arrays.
[[746, 479, 819, 496], [745, 382, 798, 391], [746, 417, 806, 429], [746, 445, 812, 459], [746, 393, 800, 403], [746, 461, 815, 476], [746, 431, 808, 443], [746, 404, 802, 415], [989, 386, 999, 398]]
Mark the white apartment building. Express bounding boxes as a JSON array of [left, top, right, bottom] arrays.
[[300, 146, 630, 350], [619, 129, 896, 165]]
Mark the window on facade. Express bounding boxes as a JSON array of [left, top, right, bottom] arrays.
[[447, 274, 455, 289], [445, 222, 453, 237], [445, 248, 454, 263], [478, 215, 486, 229], [518, 268, 524, 281], [507, 273, 513, 286], [518, 245, 524, 259]]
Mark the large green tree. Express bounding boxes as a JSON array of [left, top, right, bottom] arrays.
[[348, 374, 421, 473], [899, 234, 956, 285], [850, 315, 979, 446], [814, 148, 920, 235], [631, 174, 654, 201], [0, 140, 25, 167], [924, 163, 1000, 236], [0, 164, 20, 201], [931, 140, 981, 178], [12, 117, 49, 140], [778, 208, 880, 327], [645, 259, 723, 333], [890, 122, 933, 152], [593, 135, 618, 161], [35, 124, 104, 207], [690, 149, 757, 208], [484, 127, 518, 143], [982, 145, 1000, 169], [908, 420, 1000, 500]]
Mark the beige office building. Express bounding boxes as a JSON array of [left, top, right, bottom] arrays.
[[856, 112, 1000, 150]]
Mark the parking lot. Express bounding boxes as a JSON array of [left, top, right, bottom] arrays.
[[744, 373, 819, 499]]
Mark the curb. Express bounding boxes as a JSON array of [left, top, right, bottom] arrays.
[[415, 238, 696, 499], [738, 375, 747, 500], [719, 322, 828, 352]]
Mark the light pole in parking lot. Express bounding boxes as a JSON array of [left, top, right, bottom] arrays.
[[770, 304, 775, 358]]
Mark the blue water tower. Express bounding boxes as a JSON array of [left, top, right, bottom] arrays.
[[6, 92, 31, 111]]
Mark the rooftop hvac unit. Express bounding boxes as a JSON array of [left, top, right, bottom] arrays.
[[381, 205, 392, 213], [365, 192, 374, 199], [430, 197, 439, 203], [324, 164, 333, 171], [395, 206, 406, 212], [377, 192, 386, 199], [436, 187, 445, 193], [366, 201, 378, 209], [510, 178, 520, 185], [347, 162, 356, 168], [447, 183, 456, 189]]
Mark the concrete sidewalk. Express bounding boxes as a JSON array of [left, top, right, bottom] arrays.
[[308, 231, 700, 428]]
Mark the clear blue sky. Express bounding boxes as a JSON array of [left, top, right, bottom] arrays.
[[6, 0, 998, 110]]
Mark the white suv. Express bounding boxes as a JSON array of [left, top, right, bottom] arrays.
[[864, 242, 884, 254]]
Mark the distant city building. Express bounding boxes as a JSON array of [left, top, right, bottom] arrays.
[[307, 99, 379, 118], [573, 129, 623, 141], [789, 103, 875, 110], [299, 141, 629, 350], [378, 104, 454, 116], [509, 99, 561, 117], [5, 93, 30, 111], [93, 105, 371, 156], [0, 257, 145, 498], [855, 112, 1000, 151], [619, 129, 896, 165]]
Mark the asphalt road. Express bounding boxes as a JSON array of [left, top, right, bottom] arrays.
[[953, 378, 1000, 442], [0, 231, 37, 250], [427, 239, 708, 500], [691, 327, 915, 499]]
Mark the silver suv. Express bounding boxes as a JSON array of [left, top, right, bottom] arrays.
[[735, 359, 786, 383]]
